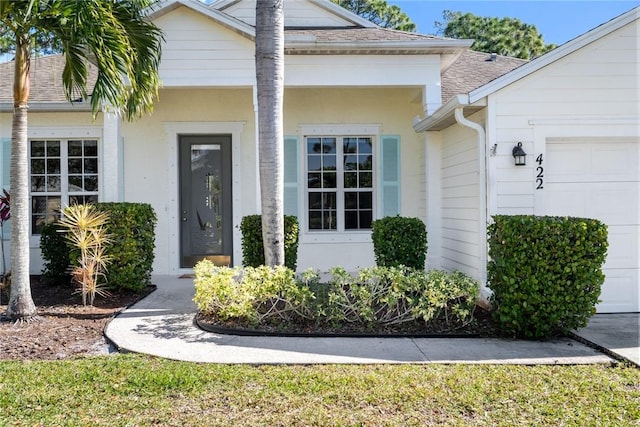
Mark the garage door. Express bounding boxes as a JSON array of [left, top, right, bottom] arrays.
[[545, 138, 639, 313]]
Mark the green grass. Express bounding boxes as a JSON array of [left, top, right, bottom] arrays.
[[1, 355, 638, 426]]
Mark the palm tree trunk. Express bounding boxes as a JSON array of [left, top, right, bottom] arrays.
[[255, 0, 285, 266], [7, 37, 35, 320]]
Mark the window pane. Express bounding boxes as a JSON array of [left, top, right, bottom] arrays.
[[360, 172, 373, 188], [322, 138, 336, 154], [309, 192, 321, 209], [31, 176, 45, 192], [308, 138, 322, 154], [46, 141, 60, 157], [84, 176, 98, 192], [324, 192, 336, 209], [68, 158, 82, 174], [344, 155, 358, 171], [359, 192, 373, 209], [359, 155, 372, 171], [47, 159, 60, 174], [358, 138, 372, 154], [68, 141, 83, 156], [325, 210, 337, 230], [31, 159, 45, 174], [345, 192, 357, 209], [32, 196, 47, 214], [344, 172, 357, 188], [322, 172, 336, 188], [308, 156, 321, 171], [84, 140, 98, 156], [46, 175, 61, 192], [308, 172, 321, 188], [359, 211, 372, 229], [343, 138, 358, 153], [323, 154, 336, 171], [345, 211, 358, 229], [31, 141, 45, 157], [84, 158, 98, 174], [308, 211, 322, 230], [69, 175, 83, 191]]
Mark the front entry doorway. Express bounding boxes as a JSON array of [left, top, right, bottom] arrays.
[[179, 135, 232, 268]]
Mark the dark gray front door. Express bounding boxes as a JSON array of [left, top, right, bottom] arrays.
[[179, 135, 232, 268]]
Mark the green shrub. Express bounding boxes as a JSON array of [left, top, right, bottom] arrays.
[[240, 215, 299, 270], [96, 203, 157, 291], [40, 221, 72, 283], [193, 261, 479, 331], [487, 215, 608, 339], [371, 216, 427, 269]]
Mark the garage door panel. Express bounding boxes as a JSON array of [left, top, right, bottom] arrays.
[[546, 139, 639, 312], [544, 182, 638, 224], [604, 226, 639, 270], [597, 269, 640, 313]]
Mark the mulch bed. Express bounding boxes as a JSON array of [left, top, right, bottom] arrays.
[[0, 276, 153, 361]]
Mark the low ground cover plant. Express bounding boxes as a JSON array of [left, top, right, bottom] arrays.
[[194, 260, 479, 333]]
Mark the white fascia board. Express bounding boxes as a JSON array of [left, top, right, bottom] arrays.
[[310, 0, 377, 28], [150, 0, 255, 39], [412, 94, 487, 132], [468, 6, 639, 103], [285, 38, 472, 53], [0, 102, 93, 113], [413, 95, 468, 133]]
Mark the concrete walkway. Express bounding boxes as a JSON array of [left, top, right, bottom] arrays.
[[105, 275, 636, 365]]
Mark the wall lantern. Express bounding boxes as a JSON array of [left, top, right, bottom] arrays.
[[512, 142, 527, 166]]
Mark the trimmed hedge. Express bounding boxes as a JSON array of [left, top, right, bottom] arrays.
[[96, 203, 157, 291], [239, 215, 299, 270], [371, 216, 427, 269], [40, 203, 157, 292], [487, 215, 608, 339], [40, 221, 72, 283], [193, 261, 479, 331]]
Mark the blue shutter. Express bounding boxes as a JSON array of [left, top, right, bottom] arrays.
[[380, 135, 400, 217], [1, 138, 10, 239], [283, 136, 299, 217]]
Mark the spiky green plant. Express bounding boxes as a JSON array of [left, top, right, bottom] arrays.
[[58, 204, 111, 306]]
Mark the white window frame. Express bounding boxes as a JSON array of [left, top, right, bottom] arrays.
[[27, 126, 102, 247], [299, 124, 380, 244]]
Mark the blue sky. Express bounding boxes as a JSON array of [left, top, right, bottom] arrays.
[[389, 1, 639, 45]]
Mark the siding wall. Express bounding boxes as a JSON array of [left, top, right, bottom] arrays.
[[222, 0, 354, 27], [438, 113, 482, 278], [489, 20, 639, 216]]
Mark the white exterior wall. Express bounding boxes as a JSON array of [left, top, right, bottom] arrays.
[[488, 20, 639, 217], [222, 0, 355, 27], [285, 87, 425, 271], [154, 6, 256, 87], [486, 19, 639, 312], [438, 113, 482, 279]]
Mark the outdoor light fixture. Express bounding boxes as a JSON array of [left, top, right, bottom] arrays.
[[512, 142, 526, 166]]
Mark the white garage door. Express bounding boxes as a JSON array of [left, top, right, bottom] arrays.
[[545, 138, 639, 313]]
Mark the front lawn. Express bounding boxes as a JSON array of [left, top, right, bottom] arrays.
[[1, 355, 637, 426]]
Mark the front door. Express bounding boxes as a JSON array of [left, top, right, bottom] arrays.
[[179, 135, 232, 268]]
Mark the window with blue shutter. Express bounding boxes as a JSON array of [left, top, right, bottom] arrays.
[[283, 136, 299, 217], [380, 135, 400, 217]]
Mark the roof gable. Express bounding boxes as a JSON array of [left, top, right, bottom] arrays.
[[213, 0, 376, 28], [468, 6, 639, 103]]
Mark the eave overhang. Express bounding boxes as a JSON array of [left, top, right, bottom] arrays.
[[413, 94, 487, 132]]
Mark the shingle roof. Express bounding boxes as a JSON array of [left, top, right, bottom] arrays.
[[285, 27, 441, 43], [441, 50, 527, 102], [0, 54, 97, 104]]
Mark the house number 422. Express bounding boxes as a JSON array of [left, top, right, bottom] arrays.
[[536, 154, 544, 190]]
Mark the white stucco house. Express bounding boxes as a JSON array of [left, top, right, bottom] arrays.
[[0, 1, 638, 313]]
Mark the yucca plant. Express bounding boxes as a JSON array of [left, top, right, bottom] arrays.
[[58, 204, 111, 306]]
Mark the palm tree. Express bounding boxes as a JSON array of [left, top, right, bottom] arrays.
[[1, 0, 163, 320], [255, 0, 285, 266]]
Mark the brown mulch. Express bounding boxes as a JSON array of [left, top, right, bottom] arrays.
[[0, 276, 153, 361]]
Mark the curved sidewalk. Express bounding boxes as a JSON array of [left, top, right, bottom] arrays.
[[105, 275, 626, 365]]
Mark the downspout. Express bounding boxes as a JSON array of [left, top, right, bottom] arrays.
[[453, 107, 492, 308]]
